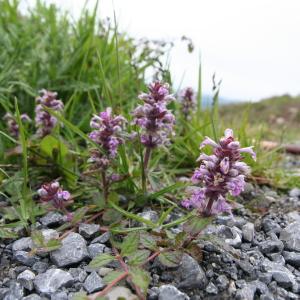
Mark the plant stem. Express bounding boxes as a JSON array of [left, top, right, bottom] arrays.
[[101, 170, 109, 203], [143, 147, 152, 172], [204, 197, 214, 216]]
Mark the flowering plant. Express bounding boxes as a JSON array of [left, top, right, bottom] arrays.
[[35, 89, 64, 137], [88, 107, 126, 201], [3, 112, 31, 138], [182, 129, 255, 216], [179, 87, 196, 120]]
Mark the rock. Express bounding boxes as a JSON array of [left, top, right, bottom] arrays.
[[98, 267, 114, 277], [69, 268, 87, 283], [33, 269, 73, 295], [215, 274, 229, 291], [50, 233, 89, 267], [17, 269, 35, 291], [205, 281, 218, 294], [40, 229, 59, 242], [50, 291, 68, 300], [91, 232, 111, 244], [289, 188, 300, 198], [32, 261, 49, 273], [262, 218, 281, 234], [261, 258, 297, 289], [3, 282, 24, 300], [40, 212, 64, 227], [0, 288, 9, 299], [83, 271, 105, 293], [235, 282, 257, 300], [259, 239, 284, 254], [217, 225, 242, 248], [136, 210, 159, 225], [242, 223, 255, 243], [177, 254, 207, 289], [158, 284, 189, 300], [282, 251, 300, 267], [280, 222, 300, 252], [286, 212, 300, 222], [88, 243, 111, 259], [22, 294, 42, 300], [13, 251, 40, 266], [78, 223, 100, 239], [105, 286, 138, 300], [12, 237, 33, 252]]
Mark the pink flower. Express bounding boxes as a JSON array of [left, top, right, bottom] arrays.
[[182, 129, 255, 216], [178, 87, 196, 119], [3, 112, 31, 138]]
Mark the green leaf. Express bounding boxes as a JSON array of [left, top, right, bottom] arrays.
[[140, 232, 157, 251], [175, 232, 188, 247], [0, 227, 18, 239], [129, 267, 151, 295], [45, 239, 62, 252], [88, 253, 116, 269], [40, 135, 68, 159], [120, 231, 139, 256], [128, 249, 150, 266], [31, 231, 44, 247], [183, 216, 212, 235], [158, 250, 183, 268], [103, 270, 126, 284]]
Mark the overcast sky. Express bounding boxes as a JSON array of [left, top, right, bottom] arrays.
[[20, 0, 300, 101]]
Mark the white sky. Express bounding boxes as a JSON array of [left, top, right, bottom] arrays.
[[20, 0, 300, 101]]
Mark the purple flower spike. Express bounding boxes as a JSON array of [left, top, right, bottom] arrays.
[[179, 87, 196, 119], [35, 89, 64, 137], [181, 129, 255, 216], [38, 181, 71, 209], [3, 112, 31, 138], [88, 107, 126, 170], [133, 81, 175, 148]]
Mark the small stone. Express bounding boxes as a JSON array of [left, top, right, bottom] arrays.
[[50, 291, 68, 300], [136, 210, 159, 226], [91, 232, 111, 244], [242, 223, 255, 242], [158, 284, 189, 300], [88, 243, 111, 259], [0, 288, 9, 299], [286, 212, 300, 223], [261, 258, 297, 289], [177, 254, 207, 289], [262, 218, 281, 234], [78, 223, 100, 239], [83, 271, 105, 293], [40, 229, 59, 242], [259, 239, 284, 254], [22, 294, 42, 300], [33, 269, 73, 295], [260, 293, 275, 300], [13, 251, 39, 266], [105, 286, 138, 300], [12, 238, 33, 252], [218, 225, 242, 248], [17, 270, 35, 291], [69, 268, 87, 282], [215, 274, 229, 291], [3, 282, 24, 300], [235, 282, 256, 300], [50, 233, 89, 267], [205, 281, 218, 294], [283, 251, 300, 267], [98, 267, 114, 277], [40, 211, 64, 227], [289, 188, 300, 198], [280, 222, 300, 252], [32, 261, 49, 273]]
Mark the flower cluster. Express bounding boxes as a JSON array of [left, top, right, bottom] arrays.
[[3, 112, 31, 138], [179, 87, 196, 119], [88, 107, 126, 169], [35, 89, 64, 137], [132, 81, 175, 148], [37, 181, 71, 209], [182, 129, 255, 215]]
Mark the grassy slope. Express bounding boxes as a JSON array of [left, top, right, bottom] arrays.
[[221, 95, 300, 142]]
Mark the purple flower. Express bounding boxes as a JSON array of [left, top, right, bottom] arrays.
[[182, 129, 255, 216], [3, 112, 31, 138], [88, 108, 126, 170], [132, 81, 175, 148], [37, 181, 71, 209], [179, 87, 196, 119], [35, 89, 64, 137]]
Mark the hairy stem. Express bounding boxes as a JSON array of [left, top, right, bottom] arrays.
[[204, 197, 214, 216], [101, 170, 109, 203]]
